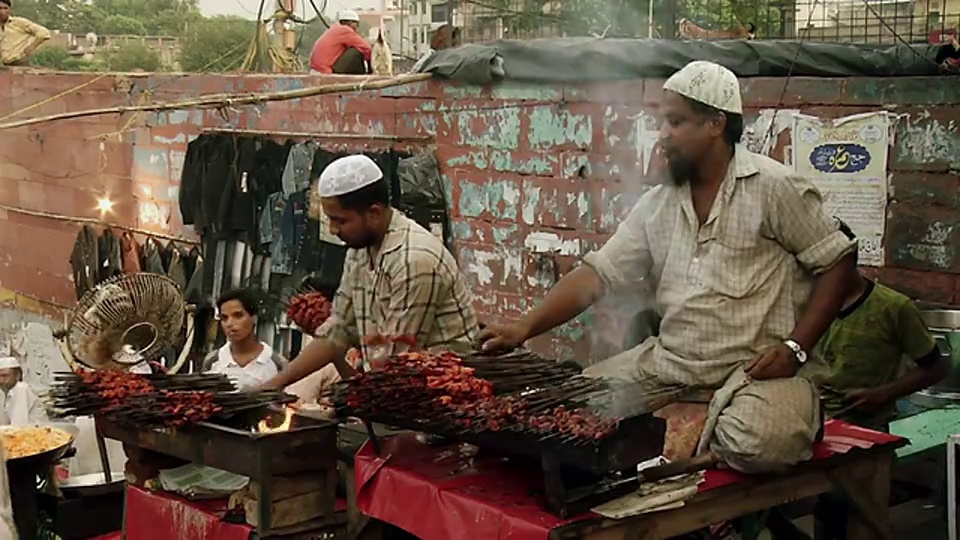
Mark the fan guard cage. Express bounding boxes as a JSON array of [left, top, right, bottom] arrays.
[[66, 273, 185, 370]]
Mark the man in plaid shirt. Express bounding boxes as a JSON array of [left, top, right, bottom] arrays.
[[260, 154, 479, 391], [479, 61, 859, 475]]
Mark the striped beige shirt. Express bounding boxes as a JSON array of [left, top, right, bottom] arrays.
[[317, 211, 479, 366], [584, 145, 856, 388]]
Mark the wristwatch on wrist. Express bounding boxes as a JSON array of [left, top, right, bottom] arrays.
[[783, 339, 808, 364]]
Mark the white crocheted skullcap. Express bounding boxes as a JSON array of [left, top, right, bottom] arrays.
[[0, 357, 20, 369], [663, 60, 743, 115], [317, 154, 384, 198]]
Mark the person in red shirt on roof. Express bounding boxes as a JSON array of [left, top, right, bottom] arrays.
[[309, 10, 372, 74]]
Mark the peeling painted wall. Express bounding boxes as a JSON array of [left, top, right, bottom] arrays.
[[0, 72, 957, 362]]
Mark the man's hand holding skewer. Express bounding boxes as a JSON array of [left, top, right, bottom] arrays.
[[476, 322, 530, 354]]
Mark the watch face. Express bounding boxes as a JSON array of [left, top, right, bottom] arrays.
[[796, 350, 808, 363]]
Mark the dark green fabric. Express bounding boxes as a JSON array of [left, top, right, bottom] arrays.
[[818, 281, 936, 426], [416, 38, 954, 85]]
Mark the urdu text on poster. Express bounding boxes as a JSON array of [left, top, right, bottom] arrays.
[[792, 112, 890, 267]]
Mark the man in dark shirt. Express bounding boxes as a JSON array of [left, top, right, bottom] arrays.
[[769, 220, 948, 540], [817, 220, 947, 432]]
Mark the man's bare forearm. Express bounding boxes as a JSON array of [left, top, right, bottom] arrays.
[[264, 338, 347, 390], [879, 353, 949, 400], [517, 265, 605, 341], [791, 254, 856, 352]]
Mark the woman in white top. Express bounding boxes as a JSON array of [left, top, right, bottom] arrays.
[[204, 289, 287, 391]]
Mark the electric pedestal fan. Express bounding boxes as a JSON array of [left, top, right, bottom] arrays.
[[55, 273, 197, 375]]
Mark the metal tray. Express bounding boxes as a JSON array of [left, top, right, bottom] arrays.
[[354, 412, 666, 474]]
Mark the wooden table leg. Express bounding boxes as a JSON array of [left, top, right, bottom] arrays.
[[828, 450, 894, 540], [345, 460, 374, 540]]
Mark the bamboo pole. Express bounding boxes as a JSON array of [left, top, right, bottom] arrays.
[[201, 127, 433, 142], [0, 73, 434, 131], [0, 203, 200, 245]]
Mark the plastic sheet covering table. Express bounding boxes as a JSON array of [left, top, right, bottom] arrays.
[[354, 420, 906, 540], [124, 485, 348, 539], [125, 485, 252, 540]]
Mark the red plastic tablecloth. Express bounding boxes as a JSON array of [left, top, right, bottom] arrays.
[[124, 484, 348, 540], [354, 419, 904, 540], [90, 533, 122, 540], [125, 485, 252, 540]]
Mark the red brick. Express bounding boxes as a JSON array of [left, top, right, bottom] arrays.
[[339, 113, 397, 135], [453, 218, 526, 247], [395, 111, 438, 140], [866, 267, 958, 304], [889, 106, 960, 173], [890, 172, 960, 209], [455, 170, 522, 222], [563, 80, 645, 104], [17, 180, 46, 209], [435, 144, 488, 174], [457, 244, 526, 292], [45, 187, 79, 217], [0, 177, 20, 206], [470, 291, 530, 325], [741, 77, 844, 108], [641, 79, 667, 106], [595, 181, 648, 233], [885, 203, 960, 274], [392, 97, 436, 116], [0, 219, 23, 250], [339, 94, 394, 116], [520, 177, 595, 229]]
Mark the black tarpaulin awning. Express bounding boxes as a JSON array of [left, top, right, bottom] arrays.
[[415, 38, 959, 85]]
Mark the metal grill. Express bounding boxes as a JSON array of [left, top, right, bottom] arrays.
[[432, 0, 959, 44]]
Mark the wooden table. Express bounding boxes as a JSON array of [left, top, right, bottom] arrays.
[[550, 447, 899, 540]]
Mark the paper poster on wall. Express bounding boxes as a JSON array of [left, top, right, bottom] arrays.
[[792, 112, 890, 267]]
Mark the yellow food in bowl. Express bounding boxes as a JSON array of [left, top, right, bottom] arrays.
[[1, 426, 73, 460]]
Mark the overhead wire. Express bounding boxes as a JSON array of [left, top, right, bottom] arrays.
[[858, 0, 941, 67], [758, 0, 821, 151]]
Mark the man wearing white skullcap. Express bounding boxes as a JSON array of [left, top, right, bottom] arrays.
[[0, 357, 46, 426], [479, 60, 858, 474], [260, 154, 479, 391]]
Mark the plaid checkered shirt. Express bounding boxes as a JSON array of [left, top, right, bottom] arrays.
[[317, 211, 479, 367]]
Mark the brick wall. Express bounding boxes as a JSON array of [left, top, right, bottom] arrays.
[[0, 70, 956, 360]]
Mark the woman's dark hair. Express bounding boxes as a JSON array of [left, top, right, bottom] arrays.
[[336, 177, 390, 212], [686, 97, 744, 149], [216, 288, 259, 316]]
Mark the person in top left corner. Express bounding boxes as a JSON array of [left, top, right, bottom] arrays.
[[0, 356, 46, 426], [0, 0, 51, 66], [309, 10, 372, 75]]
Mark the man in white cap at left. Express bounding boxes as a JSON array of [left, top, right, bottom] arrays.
[[479, 60, 858, 474], [0, 356, 46, 426], [259, 154, 480, 392]]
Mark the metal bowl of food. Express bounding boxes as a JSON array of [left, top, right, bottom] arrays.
[[1, 426, 75, 472]]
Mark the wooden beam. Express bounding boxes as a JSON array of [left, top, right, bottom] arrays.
[[550, 450, 899, 540]]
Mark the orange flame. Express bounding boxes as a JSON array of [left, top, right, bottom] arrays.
[[256, 405, 297, 434]]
